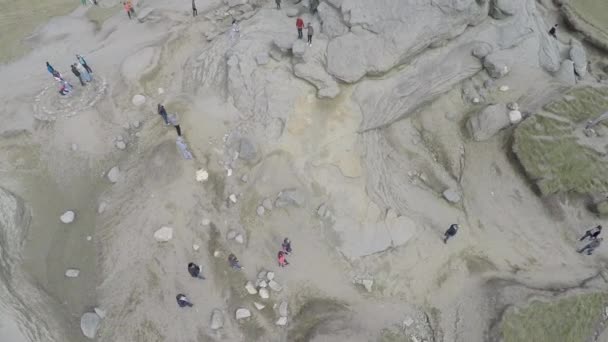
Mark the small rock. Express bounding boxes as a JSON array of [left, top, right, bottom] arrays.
[[60, 210, 75, 224], [213, 250, 221, 257], [153, 226, 173, 242], [157, 87, 164, 94], [196, 169, 209, 182], [257, 206, 265, 216], [94, 308, 106, 319], [107, 166, 120, 183], [256, 53, 270, 65], [259, 288, 270, 299], [286, 7, 299, 17], [80, 312, 101, 339], [507, 102, 519, 111], [357, 278, 373, 292], [245, 281, 258, 295], [235, 308, 251, 320], [257, 270, 267, 279], [268, 280, 283, 292], [317, 203, 328, 217], [97, 201, 107, 214], [472, 97, 480, 104], [71, 143, 78, 151], [202, 218, 211, 226], [472, 42, 493, 59], [292, 40, 307, 58], [564, 95, 576, 102], [508, 110, 522, 124], [229, 194, 238, 203], [483, 79, 494, 89], [241, 174, 249, 183], [254, 302, 265, 310], [484, 54, 510, 78], [116, 135, 124, 142], [227, 230, 237, 240], [65, 269, 80, 278], [266, 271, 275, 281], [210, 309, 224, 330], [259, 280, 268, 288], [193, 244, 200, 251], [131, 120, 141, 129], [238, 138, 257, 161], [262, 198, 273, 210], [86, 236, 92, 241], [235, 234, 244, 244], [442, 189, 461, 203], [583, 128, 595, 137], [499, 85, 509, 92], [276, 316, 288, 326], [131, 94, 146, 106], [115, 141, 126, 150], [279, 301, 288, 316], [403, 316, 414, 327]]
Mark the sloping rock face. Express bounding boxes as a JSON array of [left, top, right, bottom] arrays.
[[562, 0, 608, 51], [355, 42, 483, 131], [0, 187, 30, 275], [325, 0, 488, 83], [513, 87, 608, 196]]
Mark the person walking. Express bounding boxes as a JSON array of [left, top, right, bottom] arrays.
[[76, 62, 92, 82], [443, 224, 459, 244], [307, 23, 314, 46], [46, 62, 56, 76], [167, 113, 182, 136], [71, 64, 85, 86], [124, 2, 132, 19], [278, 251, 289, 267], [282, 238, 292, 255], [192, 0, 197, 16], [76, 54, 93, 74], [275, 0, 281, 9], [296, 17, 304, 39], [52, 70, 64, 82], [579, 225, 602, 241], [127, 0, 136, 17], [176, 294, 193, 307], [228, 253, 243, 269], [187, 262, 205, 279], [230, 20, 240, 42], [578, 237, 603, 255], [157, 104, 169, 124]]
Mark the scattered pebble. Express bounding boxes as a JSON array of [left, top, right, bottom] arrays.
[[226, 168, 233, 177], [259, 288, 270, 299], [131, 120, 141, 129], [229, 194, 238, 203], [158, 88, 164, 95], [245, 281, 258, 294], [279, 301, 288, 316], [65, 269, 80, 278], [235, 234, 244, 244], [258, 280, 268, 288], [241, 174, 249, 183], [193, 244, 200, 251], [115, 141, 126, 150], [196, 169, 209, 182], [257, 206, 265, 216], [266, 272, 275, 281], [268, 280, 283, 292], [472, 97, 480, 104], [202, 218, 211, 226], [276, 316, 288, 326], [80, 312, 101, 339], [71, 143, 78, 151], [132, 94, 146, 106], [227, 230, 237, 240], [499, 85, 509, 92], [86, 236, 92, 241], [235, 308, 251, 320], [213, 250, 221, 257], [94, 308, 106, 319], [254, 302, 265, 310], [442, 189, 461, 203], [107, 166, 120, 183], [262, 198, 273, 211], [509, 110, 522, 124], [97, 201, 107, 214], [153, 226, 173, 242], [60, 210, 75, 224]]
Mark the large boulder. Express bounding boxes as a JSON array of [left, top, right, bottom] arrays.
[[483, 53, 510, 79], [569, 39, 587, 78], [80, 312, 101, 339], [467, 104, 510, 141], [326, 0, 487, 83], [554, 59, 576, 85], [318, 2, 349, 39]]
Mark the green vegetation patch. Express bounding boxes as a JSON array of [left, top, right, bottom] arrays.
[[513, 87, 608, 196], [288, 298, 349, 342], [501, 293, 608, 342]]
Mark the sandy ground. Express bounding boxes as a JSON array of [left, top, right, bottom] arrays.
[[1, 0, 608, 341]]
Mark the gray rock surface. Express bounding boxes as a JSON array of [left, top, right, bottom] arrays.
[[279, 301, 288, 316], [292, 40, 307, 58], [107, 166, 120, 183], [286, 7, 299, 17], [442, 189, 461, 203], [325, 0, 486, 83], [569, 39, 587, 78], [490, 0, 520, 19], [483, 53, 510, 78], [238, 138, 257, 161], [355, 42, 482, 130], [236, 308, 251, 320], [318, 2, 348, 39], [80, 312, 101, 339], [275, 188, 305, 208], [472, 42, 493, 59], [554, 59, 576, 85], [262, 198, 273, 210], [255, 53, 270, 65], [210, 309, 224, 330], [294, 62, 340, 98], [467, 104, 510, 141]]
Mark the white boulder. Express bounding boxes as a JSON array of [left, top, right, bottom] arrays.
[[276, 316, 288, 326], [245, 281, 258, 295], [131, 94, 146, 106], [65, 269, 80, 278], [153, 226, 173, 242], [80, 312, 101, 339], [254, 302, 265, 310], [268, 280, 283, 292], [235, 308, 251, 320], [259, 288, 270, 299], [509, 110, 523, 124], [106, 166, 120, 183], [60, 211, 75, 224]]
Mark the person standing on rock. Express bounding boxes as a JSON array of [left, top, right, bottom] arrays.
[[46, 62, 56, 76], [228, 253, 242, 270], [187, 262, 205, 279], [124, 2, 134, 19], [278, 251, 289, 267], [127, 0, 136, 17], [275, 0, 281, 9], [282, 238, 292, 255], [548, 24, 557, 39], [76, 54, 93, 74], [157, 104, 169, 124], [230, 19, 240, 43], [167, 113, 182, 136], [443, 224, 459, 244], [76, 62, 92, 82], [192, 0, 197, 16], [579, 225, 602, 241], [71, 64, 85, 86], [296, 17, 304, 39], [578, 237, 603, 255], [176, 294, 193, 307], [307, 23, 314, 46]]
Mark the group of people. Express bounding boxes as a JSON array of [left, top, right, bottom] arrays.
[[46, 55, 93, 96], [123, 0, 136, 19], [295, 17, 314, 46], [578, 225, 603, 255], [176, 238, 292, 308]]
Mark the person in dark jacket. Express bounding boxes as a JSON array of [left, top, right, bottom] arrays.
[[46, 62, 56, 76], [157, 104, 169, 124], [192, 0, 197, 16], [71, 64, 85, 86], [187, 262, 205, 279], [282, 238, 292, 254], [443, 224, 459, 244], [578, 238, 602, 255], [275, 0, 281, 9], [228, 253, 242, 269], [76, 54, 93, 74], [579, 225, 602, 241], [307, 23, 314, 46], [167, 113, 182, 136], [176, 294, 193, 307]]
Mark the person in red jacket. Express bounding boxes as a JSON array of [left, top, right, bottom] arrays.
[[296, 17, 304, 39]]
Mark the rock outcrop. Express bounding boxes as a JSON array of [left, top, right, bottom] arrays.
[[467, 104, 511, 141], [569, 39, 587, 78]]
